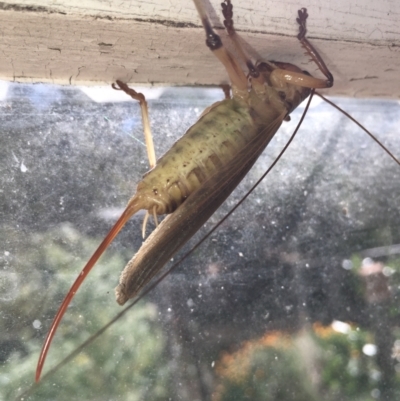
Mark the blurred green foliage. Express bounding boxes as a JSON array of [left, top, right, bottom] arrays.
[[0, 224, 170, 401], [315, 323, 379, 400]]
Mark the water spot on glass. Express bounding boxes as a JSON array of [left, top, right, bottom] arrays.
[[33, 319, 42, 329], [362, 257, 374, 266], [342, 259, 353, 270], [382, 266, 395, 276], [332, 320, 351, 334], [362, 343, 377, 356]]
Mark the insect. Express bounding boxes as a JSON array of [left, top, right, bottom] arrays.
[[33, 0, 399, 387]]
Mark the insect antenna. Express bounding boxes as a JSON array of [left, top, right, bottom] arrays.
[[25, 90, 315, 393], [316, 92, 400, 166]]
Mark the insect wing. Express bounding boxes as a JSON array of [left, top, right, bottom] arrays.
[[116, 113, 286, 304]]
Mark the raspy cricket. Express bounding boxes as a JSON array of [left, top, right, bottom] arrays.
[[32, 0, 400, 386]]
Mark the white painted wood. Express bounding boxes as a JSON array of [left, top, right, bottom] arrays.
[[0, 0, 399, 97]]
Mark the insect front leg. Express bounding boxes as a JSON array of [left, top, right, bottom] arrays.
[[268, 8, 334, 90], [296, 8, 334, 87]]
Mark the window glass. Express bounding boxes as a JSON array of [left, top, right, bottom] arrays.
[[1, 81, 400, 401]]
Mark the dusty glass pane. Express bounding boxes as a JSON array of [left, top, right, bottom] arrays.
[[1, 81, 400, 401]]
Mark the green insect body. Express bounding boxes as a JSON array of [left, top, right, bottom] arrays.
[[131, 90, 289, 215], [116, 86, 302, 304]]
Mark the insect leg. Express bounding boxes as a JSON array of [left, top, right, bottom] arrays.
[[220, 84, 231, 99], [268, 8, 334, 90], [193, 0, 248, 93], [220, 0, 260, 80], [112, 80, 156, 168], [296, 8, 334, 86], [112, 79, 158, 235]]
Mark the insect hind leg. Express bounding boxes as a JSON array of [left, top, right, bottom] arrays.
[[112, 80, 156, 168], [112, 80, 158, 236]]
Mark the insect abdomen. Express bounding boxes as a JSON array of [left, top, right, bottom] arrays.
[[136, 98, 258, 214]]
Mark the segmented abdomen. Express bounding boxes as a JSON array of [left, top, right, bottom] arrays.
[[135, 97, 258, 214]]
